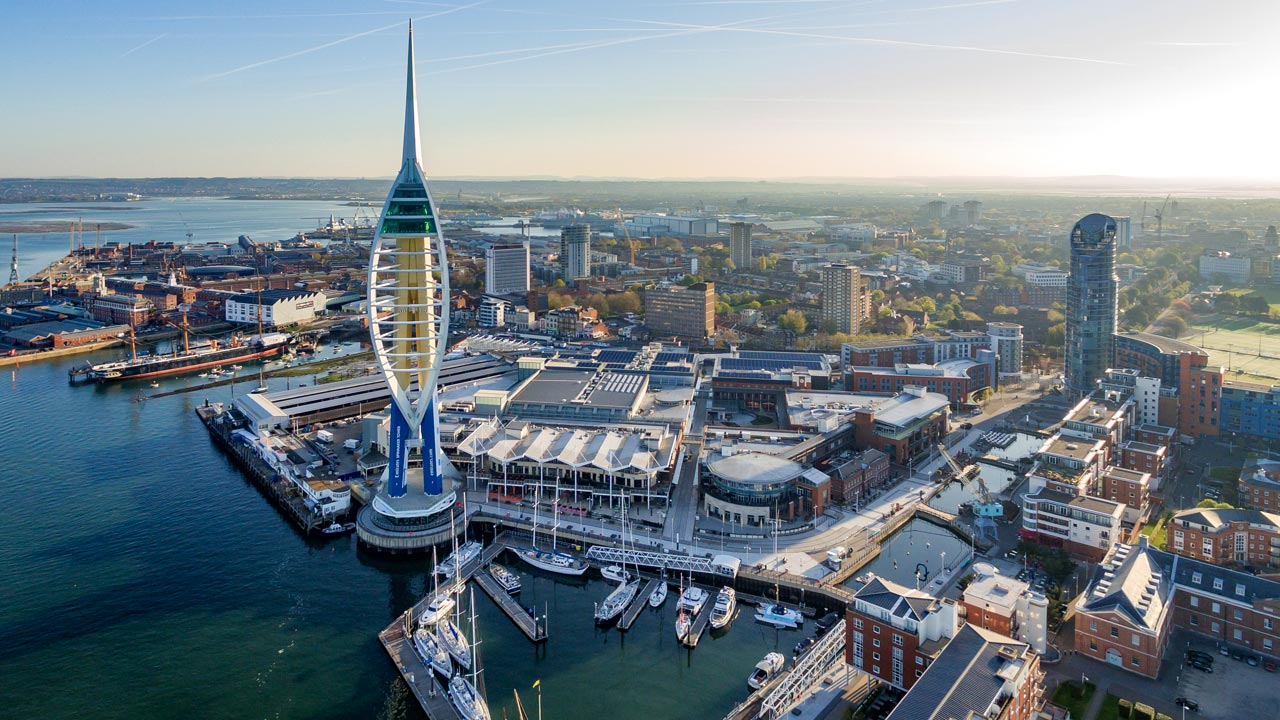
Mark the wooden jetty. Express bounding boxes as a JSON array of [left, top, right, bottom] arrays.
[[682, 593, 717, 648], [618, 578, 661, 632], [474, 569, 546, 642], [378, 611, 463, 720]]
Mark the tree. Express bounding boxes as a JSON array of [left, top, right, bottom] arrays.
[[609, 291, 642, 316], [778, 309, 807, 334], [917, 296, 937, 314], [551, 278, 567, 289], [818, 319, 840, 335], [715, 301, 732, 315], [1159, 316, 1188, 338], [547, 292, 574, 310], [1045, 322, 1066, 346], [1046, 309, 1065, 323], [870, 289, 885, 303]]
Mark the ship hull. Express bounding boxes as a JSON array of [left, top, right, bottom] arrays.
[[79, 341, 289, 383]]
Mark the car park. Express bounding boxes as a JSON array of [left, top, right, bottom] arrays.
[[1189, 659, 1213, 673], [1175, 698, 1200, 712], [1186, 650, 1214, 664], [1230, 649, 1245, 661], [1264, 658, 1277, 672], [1247, 655, 1260, 666], [1220, 645, 1231, 656]]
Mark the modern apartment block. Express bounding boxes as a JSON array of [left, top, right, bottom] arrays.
[[1167, 507, 1280, 569], [1114, 331, 1222, 439], [1240, 459, 1280, 514], [559, 224, 591, 281], [728, 221, 753, 270], [643, 282, 715, 339], [484, 242, 530, 295], [820, 263, 869, 335], [1065, 213, 1118, 397], [960, 565, 1049, 654]]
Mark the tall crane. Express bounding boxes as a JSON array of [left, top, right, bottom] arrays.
[[618, 207, 639, 266], [1154, 194, 1171, 241], [8, 234, 18, 285]]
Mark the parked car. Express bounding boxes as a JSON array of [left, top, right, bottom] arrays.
[[1264, 658, 1277, 672], [1220, 645, 1231, 656], [1189, 659, 1213, 673], [1247, 655, 1260, 666], [1231, 649, 1245, 661], [1186, 650, 1215, 664], [1175, 698, 1200, 712]]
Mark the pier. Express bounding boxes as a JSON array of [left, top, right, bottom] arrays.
[[378, 611, 463, 720], [682, 594, 716, 648], [473, 568, 547, 642], [618, 578, 661, 632]]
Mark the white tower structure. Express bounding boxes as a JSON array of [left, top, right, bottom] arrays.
[[366, 22, 459, 525]]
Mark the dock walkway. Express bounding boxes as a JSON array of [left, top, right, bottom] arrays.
[[378, 613, 462, 720], [683, 595, 716, 648], [474, 569, 546, 642], [618, 578, 661, 631]]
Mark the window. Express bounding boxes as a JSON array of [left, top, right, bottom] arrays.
[[1090, 620, 1097, 631], [915, 670, 923, 678], [853, 618, 863, 630], [1131, 656, 1140, 667], [1190, 616, 1199, 627], [1236, 584, 1247, 597], [1132, 634, 1141, 646], [1265, 618, 1273, 631], [1234, 610, 1244, 621], [873, 625, 881, 634], [1110, 627, 1119, 638], [1190, 596, 1200, 608], [1265, 639, 1274, 651], [1212, 603, 1221, 613], [1212, 622, 1220, 633], [873, 665, 880, 675], [915, 656, 923, 665], [893, 634, 903, 646], [1089, 639, 1098, 650], [873, 639, 881, 648], [1192, 572, 1203, 584], [872, 652, 880, 661], [1234, 629, 1243, 641], [1212, 578, 1224, 590]]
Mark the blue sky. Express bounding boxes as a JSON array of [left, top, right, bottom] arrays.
[[5, 0, 1279, 179]]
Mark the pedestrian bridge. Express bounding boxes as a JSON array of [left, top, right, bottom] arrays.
[[585, 546, 741, 578]]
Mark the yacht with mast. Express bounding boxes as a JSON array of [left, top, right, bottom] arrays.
[[418, 547, 457, 626], [514, 483, 588, 576], [709, 586, 737, 630], [594, 497, 639, 626], [448, 589, 491, 720], [412, 624, 451, 677]]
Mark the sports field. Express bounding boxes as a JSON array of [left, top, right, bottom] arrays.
[[1186, 316, 1280, 381]]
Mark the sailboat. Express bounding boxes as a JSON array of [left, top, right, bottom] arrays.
[[412, 624, 452, 677], [419, 546, 457, 626], [648, 579, 668, 608], [515, 480, 588, 576], [594, 495, 639, 626], [440, 495, 483, 580], [448, 589, 491, 720]]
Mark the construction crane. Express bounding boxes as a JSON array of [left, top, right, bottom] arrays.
[[9, 234, 18, 285], [1153, 194, 1171, 241], [936, 443, 978, 482], [618, 207, 639, 266]]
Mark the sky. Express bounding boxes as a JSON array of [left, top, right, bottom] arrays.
[[4, 0, 1280, 180]]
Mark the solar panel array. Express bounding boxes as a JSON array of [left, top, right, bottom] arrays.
[[596, 350, 637, 364], [740, 351, 827, 364], [653, 351, 692, 364], [722, 357, 826, 372]]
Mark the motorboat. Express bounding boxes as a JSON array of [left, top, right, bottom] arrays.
[[678, 586, 709, 615], [595, 578, 640, 626], [418, 589, 457, 627], [230, 364, 243, 370], [148, 380, 159, 388], [709, 586, 737, 630], [515, 546, 589, 576], [448, 673, 491, 720], [438, 541, 484, 580], [320, 521, 356, 536], [648, 581, 668, 608], [601, 565, 634, 584], [489, 563, 521, 594], [755, 603, 804, 629], [747, 652, 786, 690], [437, 616, 472, 670], [412, 626, 452, 677], [198, 373, 210, 378]]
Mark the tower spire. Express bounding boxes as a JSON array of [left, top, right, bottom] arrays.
[[402, 20, 422, 166], [8, 234, 18, 286]]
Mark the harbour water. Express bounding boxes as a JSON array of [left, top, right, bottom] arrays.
[[926, 464, 1020, 514], [843, 518, 974, 593]]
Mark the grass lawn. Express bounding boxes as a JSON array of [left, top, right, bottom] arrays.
[[1181, 316, 1280, 381], [1139, 513, 1169, 549], [1096, 693, 1123, 720], [1211, 466, 1241, 482], [1049, 680, 1095, 720]]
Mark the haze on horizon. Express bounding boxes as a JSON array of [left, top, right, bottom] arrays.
[[6, 0, 1280, 181]]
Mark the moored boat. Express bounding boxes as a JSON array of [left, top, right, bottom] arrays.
[[709, 586, 737, 630], [754, 603, 804, 629], [648, 581, 668, 608], [675, 608, 692, 644], [438, 541, 483, 580], [320, 521, 356, 536], [594, 578, 639, 626], [747, 652, 786, 690], [448, 673, 491, 720], [488, 563, 521, 594], [418, 589, 457, 627], [515, 546, 589, 576], [437, 616, 472, 670], [678, 586, 708, 615], [412, 626, 452, 677], [601, 565, 634, 584]]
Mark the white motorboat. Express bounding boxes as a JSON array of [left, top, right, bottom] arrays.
[[438, 541, 484, 580], [254, 385, 269, 394], [601, 565, 634, 584], [437, 617, 472, 670], [320, 521, 356, 536], [412, 626, 452, 677], [418, 589, 456, 626], [448, 673, 491, 720], [678, 586, 709, 615], [709, 586, 737, 630], [754, 603, 804, 629], [489, 563, 521, 594], [148, 380, 159, 388], [595, 578, 640, 625], [515, 546, 589, 576], [648, 581, 668, 608], [747, 652, 786, 690]]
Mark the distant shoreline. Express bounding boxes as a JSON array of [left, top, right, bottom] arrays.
[[0, 220, 134, 234]]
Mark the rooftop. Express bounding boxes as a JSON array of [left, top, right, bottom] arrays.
[[706, 452, 805, 486], [1078, 541, 1174, 631], [1172, 507, 1280, 532], [885, 625, 1032, 720], [507, 367, 646, 410], [868, 387, 950, 428], [1116, 330, 1206, 357], [1041, 435, 1104, 461]]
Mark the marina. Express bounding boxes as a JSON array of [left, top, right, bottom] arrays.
[[618, 578, 663, 631]]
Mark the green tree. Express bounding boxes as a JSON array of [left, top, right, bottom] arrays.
[[917, 296, 937, 314], [870, 289, 885, 303], [778, 309, 808, 334]]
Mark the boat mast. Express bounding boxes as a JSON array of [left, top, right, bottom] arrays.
[[550, 479, 559, 553], [128, 323, 137, 362], [181, 307, 190, 354]]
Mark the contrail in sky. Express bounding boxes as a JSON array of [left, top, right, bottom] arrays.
[[202, 1, 486, 81], [121, 33, 168, 57]]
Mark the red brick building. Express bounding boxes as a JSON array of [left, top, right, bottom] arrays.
[[1240, 459, 1280, 514], [851, 386, 950, 465], [827, 448, 891, 505], [1167, 507, 1280, 569], [1096, 466, 1151, 526], [1114, 331, 1222, 439], [1117, 441, 1166, 484], [846, 576, 958, 690]]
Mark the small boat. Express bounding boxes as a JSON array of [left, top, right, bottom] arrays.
[[601, 565, 634, 584], [515, 546, 589, 576], [148, 380, 159, 388], [438, 541, 484, 580], [418, 589, 456, 626], [198, 372, 210, 378], [709, 586, 737, 630], [254, 385, 269, 394], [320, 521, 356, 536], [449, 673, 491, 720], [437, 617, 472, 670], [230, 364, 243, 370], [412, 626, 452, 677], [747, 652, 786, 690], [755, 603, 804, 629], [675, 608, 692, 644], [489, 563, 521, 594], [595, 578, 640, 626], [648, 581, 668, 608], [678, 586, 708, 615]]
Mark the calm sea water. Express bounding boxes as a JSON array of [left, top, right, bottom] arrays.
[[1, 200, 814, 719]]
